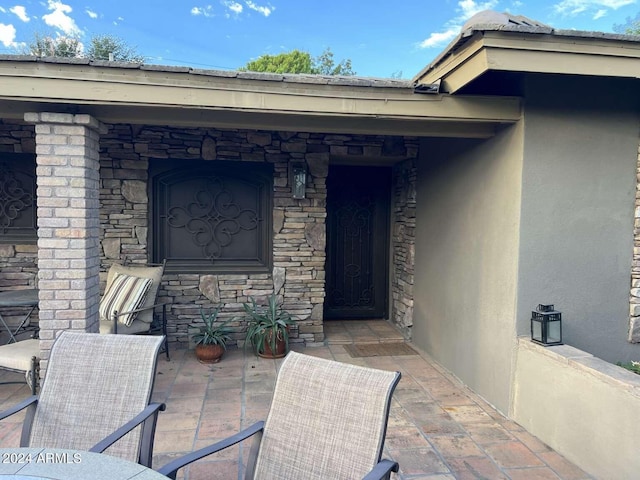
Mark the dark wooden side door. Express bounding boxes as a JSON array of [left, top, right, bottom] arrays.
[[324, 165, 390, 319]]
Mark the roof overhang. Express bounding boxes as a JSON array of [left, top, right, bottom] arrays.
[[0, 57, 521, 139], [414, 27, 640, 94]]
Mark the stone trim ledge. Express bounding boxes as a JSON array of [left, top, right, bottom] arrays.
[[517, 337, 640, 396], [513, 336, 640, 479]]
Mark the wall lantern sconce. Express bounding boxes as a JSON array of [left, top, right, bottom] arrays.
[[291, 162, 307, 199], [531, 304, 563, 346]]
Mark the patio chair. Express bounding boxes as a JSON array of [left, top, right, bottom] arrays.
[[99, 259, 170, 360], [157, 351, 402, 480], [0, 331, 166, 468], [0, 338, 39, 394]]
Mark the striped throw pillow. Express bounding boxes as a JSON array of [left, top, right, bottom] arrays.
[[99, 273, 153, 327]]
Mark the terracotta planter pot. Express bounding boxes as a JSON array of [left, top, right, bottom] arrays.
[[258, 329, 288, 359], [195, 344, 225, 364]]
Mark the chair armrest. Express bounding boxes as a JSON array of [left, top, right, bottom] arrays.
[[112, 303, 167, 334], [362, 458, 399, 480], [89, 402, 166, 454], [156, 420, 265, 479], [0, 395, 37, 421], [114, 302, 168, 317]]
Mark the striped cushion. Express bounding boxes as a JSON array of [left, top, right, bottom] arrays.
[[99, 273, 152, 327]]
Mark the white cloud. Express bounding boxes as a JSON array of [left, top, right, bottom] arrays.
[[554, 0, 635, 16], [191, 5, 215, 17], [10, 6, 29, 22], [42, 0, 81, 36], [457, 0, 499, 20], [0, 23, 18, 47], [223, 1, 243, 15], [245, 1, 273, 16], [86, 9, 98, 19], [593, 8, 608, 18], [0, 7, 5, 13], [193, 0, 273, 19], [419, 28, 459, 48], [418, 0, 498, 49]]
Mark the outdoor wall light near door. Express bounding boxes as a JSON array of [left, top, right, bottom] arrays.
[[531, 304, 563, 346], [291, 162, 307, 199]]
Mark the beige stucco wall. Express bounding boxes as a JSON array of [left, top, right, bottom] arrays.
[[517, 76, 640, 364], [413, 122, 523, 413], [513, 337, 640, 479]]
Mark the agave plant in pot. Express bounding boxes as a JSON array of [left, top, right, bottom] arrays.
[[192, 307, 233, 364], [243, 293, 295, 358]]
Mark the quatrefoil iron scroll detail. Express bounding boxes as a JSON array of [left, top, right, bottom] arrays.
[[167, 177, 259, 262], [0, 163, 34, 229]]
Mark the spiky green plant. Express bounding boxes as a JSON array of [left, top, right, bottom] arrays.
[[193, 307, 233, 347], [243, 294, 295, 356]]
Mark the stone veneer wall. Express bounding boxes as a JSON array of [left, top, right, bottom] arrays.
[[630, 142, 640, 342], [391, 159, 417, 338], [100, 126, 419, 347], [0, 121, 38, 327], [99, 125, 329, 347]]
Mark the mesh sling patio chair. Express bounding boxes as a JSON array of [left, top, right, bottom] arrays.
[[0, 338, 39, 394], [99, 259, 170, 360], [0, 331, 166, 468], [0, 289, 40, 394], [158, 351, 402, 480]]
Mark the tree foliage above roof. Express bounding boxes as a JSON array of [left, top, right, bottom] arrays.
[[21, 32, 145, 62], [240, 48, 355, 76], [23, 33, 82, 57], [86, 34, 145, 62], [613, 12, 640, 35]]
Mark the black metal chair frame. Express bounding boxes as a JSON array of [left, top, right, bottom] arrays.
[[0, 393, 166, 467], [108, 258, 170, 361], [157, 356, 401, 480], [0, 332, 167, 468], [112, 302, 169, 361], [0, 354, 38, 395]]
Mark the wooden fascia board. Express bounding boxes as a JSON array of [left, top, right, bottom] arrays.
[[415, 34, 488, 88], [0, 97, 513, 138], [433, 50, 491, 94], [94, 107, 506, 138], [479, 31, 640, 60], [0, 64, 521, 124], [484, 46, 640, 79], [418, 31, 640, 92]]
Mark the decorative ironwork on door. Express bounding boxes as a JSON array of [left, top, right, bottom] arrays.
[[329, 195, 375, 309], [325, 166, 390, 319]]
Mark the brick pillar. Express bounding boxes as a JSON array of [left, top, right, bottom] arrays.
[[25, 112, 105, 376]]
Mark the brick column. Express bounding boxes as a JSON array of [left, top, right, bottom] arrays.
[[25, 112, 105, 375]]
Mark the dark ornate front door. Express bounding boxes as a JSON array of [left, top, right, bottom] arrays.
[[325, 165, 390, 319]]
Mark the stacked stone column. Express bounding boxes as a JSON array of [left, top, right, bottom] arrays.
[[25, 112, 104, 376]]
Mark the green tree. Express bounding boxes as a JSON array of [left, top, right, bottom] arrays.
[[614, 13, 640, 34], [23, 32, 81, 57], [21, 32, 144, 62], [86, 34, 145, 62], [314, 48, 354, 76], [242, 49, 314, 74], [241, 48, 355, 75]]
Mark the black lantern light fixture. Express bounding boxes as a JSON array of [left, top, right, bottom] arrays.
[[291, 162, 307, 199], [531, 304, 563, 346]]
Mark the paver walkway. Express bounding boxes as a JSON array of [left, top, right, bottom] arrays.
[[0, 321, 593, 479]]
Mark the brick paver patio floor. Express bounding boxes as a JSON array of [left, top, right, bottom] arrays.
[[0, 321, 594, 479]]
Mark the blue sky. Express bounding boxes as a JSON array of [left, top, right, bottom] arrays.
[[0, 0, 638, 79]]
